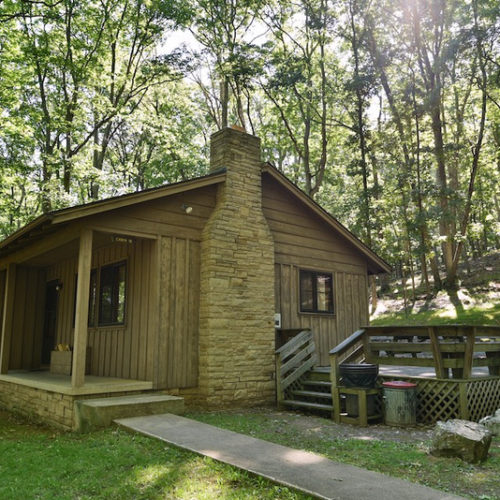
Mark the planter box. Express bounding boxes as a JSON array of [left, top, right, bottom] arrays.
[[50, 349, 91, 375]]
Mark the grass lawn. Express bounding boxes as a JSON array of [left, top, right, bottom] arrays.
[[2, 407, 499, 500], [188, 410, 500, 500], [0, 410, 308, 500], [371, 291, 500, 326]]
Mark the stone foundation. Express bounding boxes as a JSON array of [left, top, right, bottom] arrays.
[[0, 379, 153, 430]]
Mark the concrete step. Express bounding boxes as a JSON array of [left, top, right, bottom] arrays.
[[282, 399, 333, 412], [75, 393, 184, 432], [291, 389, 332, 400]]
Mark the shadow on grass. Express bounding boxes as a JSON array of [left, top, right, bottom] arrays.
[[447, 289, 465, 317], [0, 412, 306, 500]]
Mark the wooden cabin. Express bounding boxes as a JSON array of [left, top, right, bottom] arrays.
[[0, 127, 389, 429]]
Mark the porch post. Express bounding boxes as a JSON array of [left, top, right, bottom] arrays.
[[0, 264, 16, 374], [72, 228, 92, 388]]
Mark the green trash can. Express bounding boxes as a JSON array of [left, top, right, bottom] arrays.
[[382, 381, 417, 426]]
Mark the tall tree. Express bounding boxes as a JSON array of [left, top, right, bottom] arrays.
[[1, 0, 189, 211], [260, 0, 342, 197], [190, 0, 262, 130]]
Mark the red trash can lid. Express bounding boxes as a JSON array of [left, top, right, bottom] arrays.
[[382, 381, 417, 389]]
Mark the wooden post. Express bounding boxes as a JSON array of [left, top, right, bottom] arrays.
[[150, 238, 161, 389], [330, 353, 341, 422], [462, 328, 475, 379], [428, 327, 446, 379], [358, 390, 368, 427], [275, 353, 284, 409], [72, 228, 92, 388], [0, 264, 16, 374]]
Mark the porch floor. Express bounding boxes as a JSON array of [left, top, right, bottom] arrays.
[[0, 370, 153, 396]]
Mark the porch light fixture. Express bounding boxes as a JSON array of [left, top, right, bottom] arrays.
[[182, 203, 193, 214]]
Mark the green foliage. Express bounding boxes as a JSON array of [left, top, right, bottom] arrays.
[[0, 0, 499, 283]]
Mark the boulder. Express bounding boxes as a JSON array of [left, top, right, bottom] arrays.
[[430, 419, 492, 463], [479, 409, 500, 436]]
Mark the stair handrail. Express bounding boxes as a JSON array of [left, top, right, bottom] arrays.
[[329, 329, 367, 388], [275, 329, 317, 407]]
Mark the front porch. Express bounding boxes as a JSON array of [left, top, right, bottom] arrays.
[[0, 370, 155, 430], [0, 225, 160, 389]]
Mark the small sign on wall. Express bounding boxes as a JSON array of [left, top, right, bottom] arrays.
[[274, 313, 281, 329]]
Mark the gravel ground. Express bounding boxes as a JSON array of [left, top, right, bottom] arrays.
[[239, 407, 435, 444]]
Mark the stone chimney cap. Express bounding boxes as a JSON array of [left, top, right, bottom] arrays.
[[230, 124, 246, 133]]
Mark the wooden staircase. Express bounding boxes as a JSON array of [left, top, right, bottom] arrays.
[[275, 331, 334, 414], [283, 367, 333, 413]]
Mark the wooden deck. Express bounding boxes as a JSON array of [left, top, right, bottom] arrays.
[[276, 326, 500, 424]]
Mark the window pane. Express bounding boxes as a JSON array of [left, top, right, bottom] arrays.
[[316, 273, 333, 312], [299, 269, 334, 314], [88, 269, 98, 326], [99, 261, 126, 325], [300, 270, 314, 312], [116, 264, 126, 323]]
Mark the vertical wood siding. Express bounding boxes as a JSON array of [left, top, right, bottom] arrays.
[[263, 174, 370, 365], [158, 236, 200, 389], [8, 267, 46, 370], [0, 270, 5, 345], [46, 240, 155, 381], [41, 185, 214, 384]]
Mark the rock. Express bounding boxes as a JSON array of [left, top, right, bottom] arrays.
[[479, 409, 500, 436], [430, 419, 492, 463]]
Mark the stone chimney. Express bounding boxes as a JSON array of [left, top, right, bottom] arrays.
[[197, 127, 275, 407]]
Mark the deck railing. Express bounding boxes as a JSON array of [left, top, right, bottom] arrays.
[[329, 325, 500, 385], [275, 329, 317, 407], [329, 325, 500, 423]]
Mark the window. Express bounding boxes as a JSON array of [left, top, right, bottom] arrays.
[[99, 261, 126, 325], [73, 261, 127, 327], [299, 270, 334, 314]]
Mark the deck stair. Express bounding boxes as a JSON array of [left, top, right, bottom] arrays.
[[275, 331, 334, 413], [283, 374, 333, 412], [74, 393, 184, 432]]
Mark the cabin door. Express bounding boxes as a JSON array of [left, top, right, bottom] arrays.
[[42, 280, 59, 365]]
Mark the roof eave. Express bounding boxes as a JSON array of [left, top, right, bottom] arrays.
[[51, 171, 226, 225], [0, 170, 226, 255], [0, 214, 54, 252]]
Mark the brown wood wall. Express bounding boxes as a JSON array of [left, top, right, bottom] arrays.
[[42, 185, 215, 385], [8, 267, 46, 370], [263, 174, 369, 365], [46, 239, 157, 381], [158, 236, 201, 389]]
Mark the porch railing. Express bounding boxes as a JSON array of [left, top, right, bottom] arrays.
[[275, 329, 316, 407]]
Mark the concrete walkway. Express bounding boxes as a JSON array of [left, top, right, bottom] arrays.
[[115, 413, 463, 500]]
